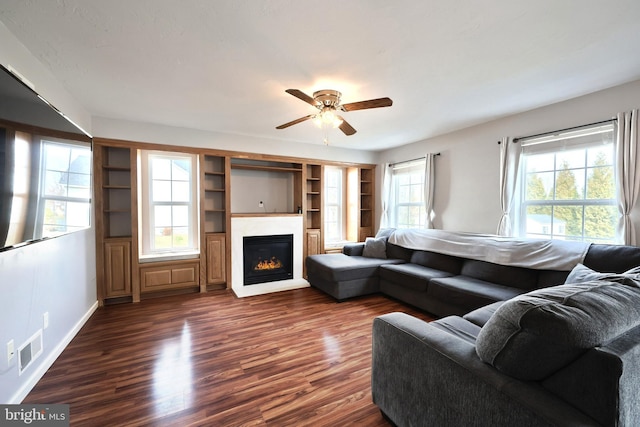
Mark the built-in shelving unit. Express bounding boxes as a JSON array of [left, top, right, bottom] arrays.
[[359, 167, 375, 241], [304, 164, 323, 261], [200, 154, 229, 291], [202, 155, 227, 233], [93, 138, 375, 305], [101, 147, 133, 238], [94, 144, 139, 304], [305, 164, 323, 229]]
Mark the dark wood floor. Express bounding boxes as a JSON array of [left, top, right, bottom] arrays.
[[24, 287, 434, 426]]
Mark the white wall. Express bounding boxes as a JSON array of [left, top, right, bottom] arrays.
[[231, 169, 295, 213], [376, 79, 640, 241], [92, 116, 378, 164], [0, 21, 97, 404]]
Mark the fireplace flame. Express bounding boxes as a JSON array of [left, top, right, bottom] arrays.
[[254, 256, 283, 271]]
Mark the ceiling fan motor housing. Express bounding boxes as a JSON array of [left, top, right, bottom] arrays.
[[313, 90, 342, 108]]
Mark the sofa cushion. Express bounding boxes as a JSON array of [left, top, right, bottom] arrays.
[[428, 276, 526, 311], [305, 254, 403, 282], [460, 260, 538, 291], [565, 263, 640, 285], [379, 263, 453, 292], [463, 301, 505, 327], [475, 280, 640, 381], [363, 237, 387, 259], [430, 316, 481, 345], [410, 250, 462, 275]]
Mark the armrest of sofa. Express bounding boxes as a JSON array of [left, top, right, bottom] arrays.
[[372, 313, 599, 427], [342, 242, 364, 256]]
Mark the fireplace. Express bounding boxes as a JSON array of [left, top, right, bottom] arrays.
[[243, 234, 293, 285]]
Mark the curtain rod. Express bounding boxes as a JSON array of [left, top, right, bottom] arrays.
[[511, 118, 616, 143], [388, 153, 440, 167]]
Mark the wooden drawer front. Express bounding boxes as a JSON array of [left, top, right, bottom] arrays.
[[140, 261, 200, 292]]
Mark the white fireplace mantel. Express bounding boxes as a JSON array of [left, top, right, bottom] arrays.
[[231, 214, 309, 297]]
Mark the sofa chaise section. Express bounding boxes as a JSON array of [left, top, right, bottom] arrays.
[[304, 253, 404, 301]]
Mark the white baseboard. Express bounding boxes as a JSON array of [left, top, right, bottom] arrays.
[[9, 300, 99, 404]]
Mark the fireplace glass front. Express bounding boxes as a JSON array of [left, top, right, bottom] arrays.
[[243, 234, 293, 285]]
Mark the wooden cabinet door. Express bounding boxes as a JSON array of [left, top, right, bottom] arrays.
[[206, 233, 226, 284], [104, 240, 131, 297], [306, 229, 321, 256]]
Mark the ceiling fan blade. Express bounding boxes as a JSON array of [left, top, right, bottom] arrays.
[[341, 97, 393, 112], [338, 117, 356, 136], [285, 89, 318, 107], [276, 114, 315, 129]]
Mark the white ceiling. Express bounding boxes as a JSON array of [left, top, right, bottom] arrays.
[[1, 1, 640, 151]]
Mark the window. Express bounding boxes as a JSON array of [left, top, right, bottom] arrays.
[[517, 124, 617, 243], [389, 159, 426, 229], [324, 166, 345, 243], [139, 150, 199, 257], [39, 140, 92, 237]]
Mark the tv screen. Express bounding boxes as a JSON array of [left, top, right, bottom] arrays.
[[0, 64, 92, 252]]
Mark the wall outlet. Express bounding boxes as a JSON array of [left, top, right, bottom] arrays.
[[43, 312, 49, 329], [7, 339, 14, 364], [258, 201, 264, 208]]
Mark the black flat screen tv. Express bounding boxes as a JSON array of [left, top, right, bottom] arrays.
[[0, 64, 92, 252]]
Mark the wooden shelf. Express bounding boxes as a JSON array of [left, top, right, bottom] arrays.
[[231, 163, 302, 173], [103, 165, 131, 171], [103, 185, 131, 190]]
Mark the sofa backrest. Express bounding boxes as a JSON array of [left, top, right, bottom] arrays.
[[410, 250, 463, 274], [584, 243, 640, 273], [386, 242, 414, 262], [460, 259, 539, 290]]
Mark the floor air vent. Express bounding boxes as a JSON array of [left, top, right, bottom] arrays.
[[19, 329, 43, 375]]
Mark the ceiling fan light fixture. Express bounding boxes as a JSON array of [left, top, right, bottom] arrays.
[[314, 107, 343, 129]]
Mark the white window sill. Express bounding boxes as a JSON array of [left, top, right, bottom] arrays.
[[139, 251, 200, 264]]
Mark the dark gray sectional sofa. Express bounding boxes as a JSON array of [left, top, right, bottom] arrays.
[[305, 228, 640, 426], [305, 228, 634, 317]]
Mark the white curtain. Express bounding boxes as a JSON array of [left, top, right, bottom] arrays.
[[379, 162, 391, 229], [424, 153, 436, 229], [497, 136, 521, 236], [615, 109, 640, 245]]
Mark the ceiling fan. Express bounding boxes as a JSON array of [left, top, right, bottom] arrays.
[[276, 89, 393, 136]]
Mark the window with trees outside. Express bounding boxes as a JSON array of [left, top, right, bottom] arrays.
[[139, 150, 199, 257], [518, 123, 617, 243], [390, 159, 426, 229]]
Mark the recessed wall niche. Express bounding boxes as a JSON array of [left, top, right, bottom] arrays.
[[229, 159, 300, 214]]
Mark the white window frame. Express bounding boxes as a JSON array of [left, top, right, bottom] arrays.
[[515, 123, 618, 243], [389, 159, 426, 229], [324, 166, 346, 245], [38, 138, 92, 238], [138, 150, 199, 259]]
